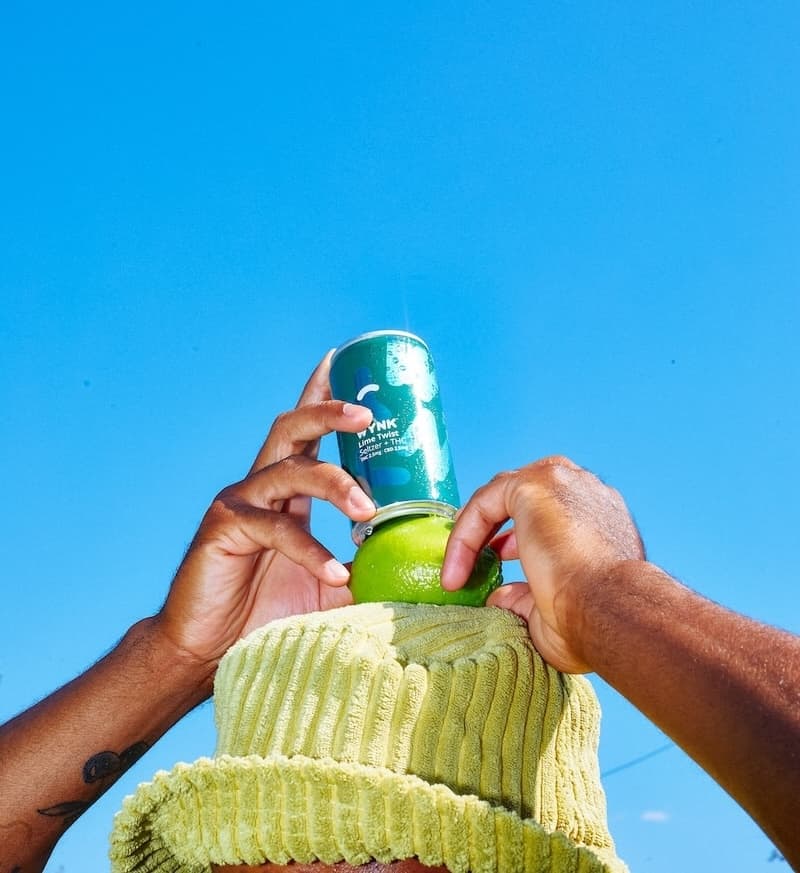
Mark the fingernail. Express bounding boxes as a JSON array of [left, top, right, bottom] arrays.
[[343, 403, 371, 419], [324, 559, 350, 582], [349, 486, 375, 513]]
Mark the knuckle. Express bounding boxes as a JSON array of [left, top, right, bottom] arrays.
[[539, 454, 575, 469], [532, 456, 582, 489], [321, 399, 345, 417], [473, 501, 498, 528], [608, 484, 627, 505], [273, 453, 312, 477], [301, 463, 348, 506], [299, 535, 325, 565], [328, 465, 360, 498], [267, 511, 295, 540], [480, 470, 518, 500], [274, 453, 300, 474], [268, 410, 294, 441], [203, 488, 241, 528]]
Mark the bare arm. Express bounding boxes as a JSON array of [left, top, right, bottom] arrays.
[[580, 560, 800, 864], [442, 457, 800, 869], [0, 619, 206, 872], [0, 355, 374, 872]]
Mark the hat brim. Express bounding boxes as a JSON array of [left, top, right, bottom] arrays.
[[110, 753, 627, 873]]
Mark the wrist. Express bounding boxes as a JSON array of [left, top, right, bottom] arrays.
[[125, 616, 216, 709], [564, 559, 666, 673]]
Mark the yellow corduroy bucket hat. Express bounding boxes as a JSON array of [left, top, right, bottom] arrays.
[[110, 603, 628, 873]]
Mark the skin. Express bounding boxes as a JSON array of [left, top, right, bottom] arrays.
[[441, 457, 800, 869], [0, 354, 378, 873], [2, 364, 799, 869]]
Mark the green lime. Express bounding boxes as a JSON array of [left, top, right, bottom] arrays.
[[349, 514, 502, 607]]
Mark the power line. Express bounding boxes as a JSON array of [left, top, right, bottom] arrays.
[[601, 742, 674, 778]]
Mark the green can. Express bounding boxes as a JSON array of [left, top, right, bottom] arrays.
[[330, 330, 460, 543]]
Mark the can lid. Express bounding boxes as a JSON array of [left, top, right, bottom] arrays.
[[331, 330, 429, 367], [352, 500, 457, 545]]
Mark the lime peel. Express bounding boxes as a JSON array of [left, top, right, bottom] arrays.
[[349, 514, 502, 607]]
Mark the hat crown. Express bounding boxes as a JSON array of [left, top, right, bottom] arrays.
[[214, 603, 607, 839], [112, 603, 626, 872]]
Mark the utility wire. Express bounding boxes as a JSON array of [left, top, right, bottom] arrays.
[[601, 742, 674, 778]]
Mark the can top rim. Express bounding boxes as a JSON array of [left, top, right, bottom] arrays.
[[351, 500, 457, 545], [331, 330, 428, 365]]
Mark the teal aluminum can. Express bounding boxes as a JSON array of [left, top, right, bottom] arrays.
[[330, 330, 460, 543]]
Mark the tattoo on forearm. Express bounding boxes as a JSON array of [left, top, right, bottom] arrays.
[[36, 740, 149, 828], [36, 800, 90, 828], [82, 740, 149, 783]]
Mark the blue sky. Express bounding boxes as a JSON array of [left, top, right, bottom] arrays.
[[1, 2, 798, 870]]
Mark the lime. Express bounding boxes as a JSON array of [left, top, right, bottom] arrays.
[[349, 514, 502, 607]]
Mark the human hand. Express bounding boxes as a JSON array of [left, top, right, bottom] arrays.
[[153, 353, 375, 686], [441, 457, 644, 672]]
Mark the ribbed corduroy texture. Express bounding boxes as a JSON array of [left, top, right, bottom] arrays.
[[110, 603, 627, 873]]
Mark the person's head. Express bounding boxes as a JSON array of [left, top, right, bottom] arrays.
[[111, 603, 626, 872]]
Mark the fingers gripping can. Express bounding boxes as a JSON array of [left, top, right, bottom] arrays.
[[329, 331, 460, 544]]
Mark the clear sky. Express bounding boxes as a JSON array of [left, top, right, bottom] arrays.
[[1, 2, 798, 871]]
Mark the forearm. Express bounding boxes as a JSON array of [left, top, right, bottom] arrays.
[[0, 616, 210, 873], [577, 561, 800, 867]]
